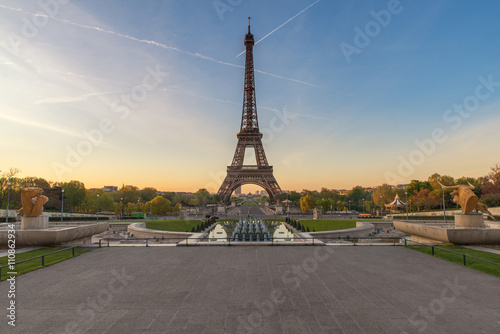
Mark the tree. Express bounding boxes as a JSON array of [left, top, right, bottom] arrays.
[[125, 202, 138, 215], [427, 190, 443, 209], [300, 194, 314, 212], [140, 187, 157, 202], [149, 196, 172, 215], [115, 185, 140, 204], [317, 198, 333, 213], [0, 168, 20, 209], [55, 180, 86, 211], [372, 184, 395, 207], [98, 192, 115, 212], [364, 201, 371, 213], [410, 189, 441, 211], [428, 173, 455, 190], [488, 163, 500, 184], [406, 180, 432, 197], [411, 189, 430, 211], [347, 186, 365, 202]]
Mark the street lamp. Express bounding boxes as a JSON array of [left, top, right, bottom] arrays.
[[405, 191, 408, 220], [286, 192, 289, 218], [96, 194, 99, 222], [6, 178, 11, 224], [442, 189, 446, 222], [348, 200, 351, 212], [120, 197, 123, 220], [380, 196, 383, 217], [61, 188, 65, 222]]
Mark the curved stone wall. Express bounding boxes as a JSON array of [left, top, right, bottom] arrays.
[[0, 222, 109, 247], [308, 222, 375, 239], [127, 223, 192, 239]]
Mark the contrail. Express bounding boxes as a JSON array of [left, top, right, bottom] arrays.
[[162, 87, 332, 121], [0, 4, 317, 87], [254, 69, 318, 87], [236, 0, 321, 57]]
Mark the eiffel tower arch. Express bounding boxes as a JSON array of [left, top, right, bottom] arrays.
[[217, 18, 282, 203]]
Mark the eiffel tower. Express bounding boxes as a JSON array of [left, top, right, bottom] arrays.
[[217, 18, 282, 203]]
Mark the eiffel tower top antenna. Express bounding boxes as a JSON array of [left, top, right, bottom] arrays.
[[241, 16, 257, 133]]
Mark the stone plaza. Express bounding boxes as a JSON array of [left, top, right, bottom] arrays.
[[1, 246, 498, 333]]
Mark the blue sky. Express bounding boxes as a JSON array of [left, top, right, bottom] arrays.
[[1, 0, 500, 193]]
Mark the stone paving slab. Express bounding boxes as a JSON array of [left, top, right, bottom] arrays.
[[0, 246, 499, 333]]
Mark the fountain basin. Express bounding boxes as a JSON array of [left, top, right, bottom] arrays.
[[0, 221, 109, 247], [394, 220, 500, 245]]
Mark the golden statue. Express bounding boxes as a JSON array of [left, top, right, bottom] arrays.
[[438, 182, 494, 219], [18, 187, 49, 217], [438, 182, 477, 214]]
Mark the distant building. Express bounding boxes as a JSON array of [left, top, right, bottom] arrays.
[[234, 186, 241, 195], [103, 186, 118, 192], [337, 189, 348, 195]]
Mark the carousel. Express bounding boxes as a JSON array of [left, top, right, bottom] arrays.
[[385, 193, 406, 213]]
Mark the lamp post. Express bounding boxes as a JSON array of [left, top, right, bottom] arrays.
[[380, 196, 383, 217], [96, 194, 99, 222], [61, 188, 65, 222], [405, 191, 408, 220], [6, 178, 11, 223], [286, 192, 289, 218], [348, 200, 351, 212], [442, 189, 446, 222], [362, 200, 365, 213], [120, 197, 123, 220]]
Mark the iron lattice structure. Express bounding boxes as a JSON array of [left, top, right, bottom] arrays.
[[217, 19, 282, 203]]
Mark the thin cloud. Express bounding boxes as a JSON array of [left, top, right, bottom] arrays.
[[161, 87, 331, 121], [254, 69, 319, 88], [34, 90, 122, 105], [0, 113, 83, 138], [236, 0, 321, 57]]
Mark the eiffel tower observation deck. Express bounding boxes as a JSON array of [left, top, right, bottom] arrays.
[[217, 18, 282, 203]]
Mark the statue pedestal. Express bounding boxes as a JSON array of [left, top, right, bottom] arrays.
[[21, 215, 49, 230], [455, 213, 484, 229]]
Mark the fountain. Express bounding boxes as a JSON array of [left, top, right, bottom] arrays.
[[0, 187, 108, 247], [394, 183, 500, 245], [230, 218, 271, 241]]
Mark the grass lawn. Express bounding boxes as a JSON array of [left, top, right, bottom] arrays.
[[242, 201, 258, 206], [145, 220, 204, 232], [406, 245, 500, 278], [0, 247, 91, 281], [298, 219, 357, 232]]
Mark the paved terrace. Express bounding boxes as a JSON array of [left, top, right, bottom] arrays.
[[0, 246, 499, 333]]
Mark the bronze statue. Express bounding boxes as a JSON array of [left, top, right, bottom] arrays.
[[18, 187, 49, 217], [475, 202, 495, 220], [438, 182, 478, 214]]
